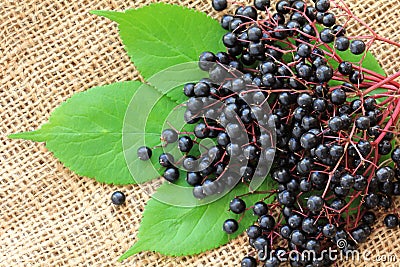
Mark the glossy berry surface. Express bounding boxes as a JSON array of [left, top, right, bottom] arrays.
[[159, 153, 174, 167], [350, 39, 366, 55], [335, 36, 350, 51], [163, 168, 179, 183], [241, 256, 257, 267], [315, 0, 330, 12], [258, 215, 275, 230], [384, 214, 399, 229], [212, 0, 227, 11], [253, 201, 269, 216], [254, 0, 270, 10], [111, 191, 126, 205], [186, 172, 202, 186], [307, 195, 324, 212], [338, 61, 353, 75], [230, 198, 246, 214], [223, 219, 239, 234], [178, 136, 193, 152], [137, 146, 152, 161], [161, 129, 178, 143]]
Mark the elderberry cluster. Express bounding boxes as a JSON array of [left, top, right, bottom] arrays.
[[138, 70, 276, 199], [203, 0, 400, 266], [136, 0, 400, 265]]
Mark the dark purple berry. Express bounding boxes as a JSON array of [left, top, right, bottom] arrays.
[[212, 0, 227, 11], [230, 198, 246, 214], [163, 167, 179, 183], [254, 0, 270, 10], [137, 146, 152, 160], [253, 201, 269, 216], [384, 214, 399, 229], [178, 136, 193, 152], [161, 129, 178, 143], [350, 40, 366, 55], [258, 214, 276, 230], [223, 218, 239, 234], [307, 195, 324, 212], [315, 0, 330, 12], [241, 256, 257, 267], [111, 191, 126, 205], [159, 153, 174, 167]]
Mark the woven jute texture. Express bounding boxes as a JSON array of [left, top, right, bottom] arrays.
[[1, 0, 400, 266]]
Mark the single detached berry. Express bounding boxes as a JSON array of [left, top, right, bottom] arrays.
[[111, 191, 126, 205], [384, 214, 399, 229], [212, 0, 228, 11]]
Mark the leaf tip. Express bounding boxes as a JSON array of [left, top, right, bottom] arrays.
[[119, 244, 143, 261], [8, 133, 22, 139], [8, 131, 42, 141], [89, 10, 101, 15], [8, 128, 49, 142], [117, 256, 125, 262]]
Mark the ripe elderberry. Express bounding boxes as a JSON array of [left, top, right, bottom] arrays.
[[223, 219, 239, 234], [384, 214, 399, 229], [230, 198, 246, 214], [111, 191, 126, 205], [137, 146, 152, 161]]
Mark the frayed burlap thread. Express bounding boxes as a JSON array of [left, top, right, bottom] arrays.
[[1, 0, 400, 266]]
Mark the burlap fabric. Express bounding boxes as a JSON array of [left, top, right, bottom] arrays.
[[1, 0, 400, 266]]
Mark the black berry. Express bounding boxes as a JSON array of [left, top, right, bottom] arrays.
[[111, 191, 126, 205], [137, 146, 152, 161]]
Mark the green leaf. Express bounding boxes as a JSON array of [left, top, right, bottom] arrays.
[[122, 83, 196, 184], [91, 3, 227, 79], [10, 77, 194, 185], [146, 62, 209, 104], [119, 180, 274, 260], [9, 81, 143, 185]]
